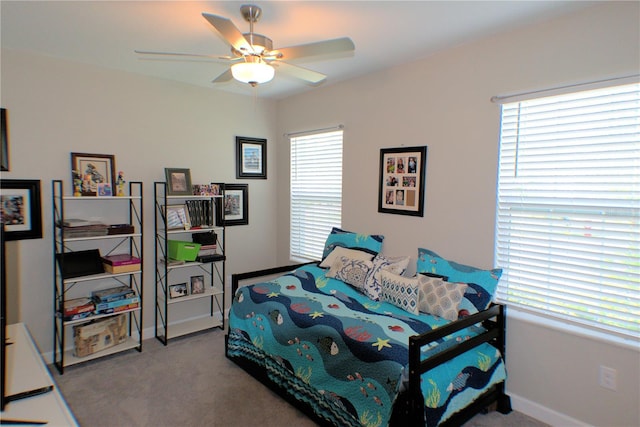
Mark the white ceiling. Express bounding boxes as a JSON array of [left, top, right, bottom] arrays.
[[1, 1, 595, 100]]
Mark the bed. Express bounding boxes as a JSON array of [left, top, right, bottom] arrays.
[[225, 230, 511, 426]]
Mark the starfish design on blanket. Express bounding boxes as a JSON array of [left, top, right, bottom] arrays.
[[310, 311, 324, 319], [372, 337, 391, 351], [267, 292, 280, 298]]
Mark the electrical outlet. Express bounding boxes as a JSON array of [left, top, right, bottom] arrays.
[[599, 365, 617, 391]]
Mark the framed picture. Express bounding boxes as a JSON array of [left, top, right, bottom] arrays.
[[217, 183, 248, 226], [378, 146, 427, 217], [96, 183, 112, 197], [165, 204, 190, 230], [190, 275, 205, 295], [209, 183, 223, 196], [165, 168, 192, 196], [0, 179, 43, 241], [169, 283, 188, 299], [1, 108, 9, 172], [236, 136, 266, 179], [71, 152, 116, 196]]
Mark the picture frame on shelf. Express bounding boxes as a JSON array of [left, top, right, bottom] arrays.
[[378, 146, 427, 217], [209, 183, 222, 196], [0, 179, 43, 241], [71, 152, 116, 196], [165, 204, 190, 230], [190, 275, 205, 295], [169, 283, 188, 299], [217, 183, 248, 226], [236, 136, 266, 179], [164, 168, 192, 196], [96, 183, 113, 197], [1, 108, 9, 172]]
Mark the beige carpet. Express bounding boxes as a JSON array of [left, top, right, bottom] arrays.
[[51, 328, 547, 427]]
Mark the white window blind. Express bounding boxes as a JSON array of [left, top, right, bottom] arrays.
[[290, 130, 343, 261], [495, 82, 640, 341]]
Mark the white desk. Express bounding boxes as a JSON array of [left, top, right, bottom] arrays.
[[1, 323, 78, 426]]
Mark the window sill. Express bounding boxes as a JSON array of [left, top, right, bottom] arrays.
[[505, 306, 640, 352]]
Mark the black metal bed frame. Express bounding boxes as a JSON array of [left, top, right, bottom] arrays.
[[226, 262, 512, 426]]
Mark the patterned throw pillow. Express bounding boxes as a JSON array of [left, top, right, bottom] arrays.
[[363, 254, 411, 301], [418, 275, 468, 321], [379, 270, 420, 315], [416, 248, 502, 315], [319, 246, 375, 269], [326, 256, 373, 290], [322, 227, 384, 260]]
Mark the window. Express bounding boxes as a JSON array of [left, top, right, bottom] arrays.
[[495, 82, 640, 341], [290, 129, 343, 261]]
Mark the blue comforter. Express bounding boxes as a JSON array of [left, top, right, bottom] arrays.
[[227, 264, 506, 426]]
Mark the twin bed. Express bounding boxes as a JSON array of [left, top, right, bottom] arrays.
[[225, 229, 511, 426]]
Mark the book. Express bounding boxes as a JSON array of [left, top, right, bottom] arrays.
[[91, 286, 136, 303], [63, 297, 95, 316], [103, 263, 141, 274], [96, 302, 139, 315], [102, 254, 141, 266], [95, 296, 140, 312], [62, 311, 94, 322]]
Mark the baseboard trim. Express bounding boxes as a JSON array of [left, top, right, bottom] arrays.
[[509, 392, 593, 427]]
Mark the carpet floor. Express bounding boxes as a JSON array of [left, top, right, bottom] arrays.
[[51, 328, 548, 427]]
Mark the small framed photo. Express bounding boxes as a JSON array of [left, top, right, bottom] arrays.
[[236, 136, 266, 179], [96, 183, 113, 197], [0, 179, 43, 241], [169, 283, 188, 299], [217, 183, 248, 226], [378, 146, 427, 217], [165, 204, 190, 230], [190, 275, 205, 295], [210, 183, 223, 196], [71, 152, 116, 196], [165, 168, 192, 196]]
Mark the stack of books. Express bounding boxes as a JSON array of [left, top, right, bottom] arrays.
[[62, 297, 96, 321], [102, 254, 141, 274], [58, 218, 108, 238], [91, 285, 140, 315]]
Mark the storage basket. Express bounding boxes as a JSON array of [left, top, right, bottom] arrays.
[[168, 240, 201, 261]]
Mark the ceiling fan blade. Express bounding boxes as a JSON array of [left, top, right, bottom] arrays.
[[273, 37, 355, 61], [134, 50, 235, 61], [212, 69, 233, 84], [201, 12, 251, 53], [273, 62, 327, 85]]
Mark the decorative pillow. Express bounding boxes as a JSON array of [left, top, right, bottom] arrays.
[[326, 255, 373, 290], [418, 275, 468, 321], [416, 248, 502, 315], [363, 254, 411, 301], [379, 270, 420, 315], [322, 227, 384, 260], [319, 246, 374, 269]]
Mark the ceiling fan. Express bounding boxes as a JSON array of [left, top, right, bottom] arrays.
[[135, 4, 355, 87]]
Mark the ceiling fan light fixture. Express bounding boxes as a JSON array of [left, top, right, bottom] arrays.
[[231, 59, 275, 86]]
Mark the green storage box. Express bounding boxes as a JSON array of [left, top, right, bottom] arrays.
[[168, 240, 201, 261]]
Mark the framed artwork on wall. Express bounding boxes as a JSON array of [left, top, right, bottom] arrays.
[[236, 136, 266, 179], [0, 179, 43, 241], [71, 152, 116, 196], [164, 168, 193, 196], [217, 183, 248, 226], [378, 146, 427, 217]]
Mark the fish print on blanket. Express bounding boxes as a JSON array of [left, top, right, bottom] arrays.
[[228, 264, 506, 427]]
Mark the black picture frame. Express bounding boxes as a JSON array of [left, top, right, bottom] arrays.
[[378, 146, 427, 217], [217, 183, 248, 226], [0, 179, 43, 241], [236, 136, 266, 179], [71, 152, 116, 197], [164, 168, 193, 196], [169, 283, 188, 299], [1, 108, 9, 172]]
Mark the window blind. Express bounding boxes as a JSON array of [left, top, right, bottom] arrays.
[[290, 130, 343, 261], [495, 82, 640, 341]]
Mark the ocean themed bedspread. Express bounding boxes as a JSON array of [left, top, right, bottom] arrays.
[[227, 264, 506, 427]]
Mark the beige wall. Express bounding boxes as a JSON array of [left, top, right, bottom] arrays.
[[1, 49, 279, 355], [276, 2, 639, 426]]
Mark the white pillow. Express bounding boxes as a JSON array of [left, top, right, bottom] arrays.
[[363, 254, 411, 301], [319, 246, 374, 268], [326, 255, 373, 290], [379, 270, 420, 315], [418, 275, 468, 321]]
